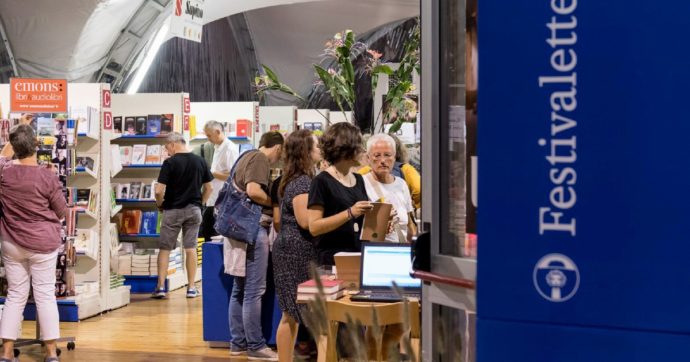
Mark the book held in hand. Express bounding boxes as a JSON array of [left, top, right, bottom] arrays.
[[360, 202, 393, 242]]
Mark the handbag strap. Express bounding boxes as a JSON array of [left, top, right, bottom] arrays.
[[228, 149, 257, 194]]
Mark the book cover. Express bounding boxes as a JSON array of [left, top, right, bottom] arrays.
[[147, 115, 161, 136], [124, 117, 136, 135], [135, 116, 148, 135], [156, 211, 162, 234], [120, 146, 133, 166], [141, 184, 153, 200], [131, 144, 147, 165], [129, 182, 142, 200], [113, 116, 123, 133], [87, 190, 98, 214], [76, 154, 97, 172], [110, 144, 122, 176], [37, 116, 54, 137], [140, 211, 158, 235], [160, 114, 173, 135], [122, 210, 142, 235], [117, 183, 130, 199], [76, 189, 91, 207], [360, 202, 393, 242], [74, 229, 93, 253], [145, 144, 161, 164]]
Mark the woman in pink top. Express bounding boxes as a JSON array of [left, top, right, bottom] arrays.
[[0, 122, 65, 362]]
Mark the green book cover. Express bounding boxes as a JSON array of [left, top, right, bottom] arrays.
[[156, 211, 162, 234]]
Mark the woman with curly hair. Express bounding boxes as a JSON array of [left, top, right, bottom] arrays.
[[308, 123, 373, 266], [272, 129, 322, 361]]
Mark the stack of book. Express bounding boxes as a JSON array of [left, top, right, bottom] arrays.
[[117, 248, 181, 276], [110, 273, 125, 289], [297, 277, 346, 301], [196, 237, 203, 267], [169, 249, 183, 275]]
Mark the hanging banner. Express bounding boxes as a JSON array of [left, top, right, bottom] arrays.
[[170, 0, 205, 43], [9, 78, 67, 113]]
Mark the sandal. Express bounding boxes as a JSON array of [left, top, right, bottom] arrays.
[[45, 357, 59, 362]]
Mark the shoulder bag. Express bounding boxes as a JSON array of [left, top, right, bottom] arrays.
[[214, 151, 262, 244]]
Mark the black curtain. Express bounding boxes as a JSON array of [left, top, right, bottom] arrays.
[[136, 14, 258, 102]]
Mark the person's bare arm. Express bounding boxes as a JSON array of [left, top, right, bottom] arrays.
[[272, 205, 281, 232], [246, 182, 271, 207], [201, 182, 213, 205], [293, 194, 310, 230], [212, 171, 230, 181], [308, 201, 373, 236], [155, 182, 166, 209]]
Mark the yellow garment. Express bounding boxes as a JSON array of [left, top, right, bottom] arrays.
[[358, 164, 421, 209]]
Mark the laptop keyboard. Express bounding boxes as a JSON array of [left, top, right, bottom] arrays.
[[351, 291, 420, 302]]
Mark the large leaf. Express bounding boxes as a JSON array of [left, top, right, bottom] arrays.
[[388, 119, 404, 133], [262, 64, 281, 84]]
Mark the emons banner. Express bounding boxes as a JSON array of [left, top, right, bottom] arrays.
[[10, 78, 67, 113]]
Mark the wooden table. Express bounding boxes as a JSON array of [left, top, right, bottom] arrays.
[[315, 295, 421, 362]]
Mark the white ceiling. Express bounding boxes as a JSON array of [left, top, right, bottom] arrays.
[[0, 0, 418, 89]]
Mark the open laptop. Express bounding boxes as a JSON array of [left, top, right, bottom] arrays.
[[350, 243, 422, 303]]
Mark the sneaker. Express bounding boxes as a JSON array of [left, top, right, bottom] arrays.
[[230, 346, 247, 357], [151, 288, 166, 299], [186, 287, 201, 298], [247, 347, 278, 361]]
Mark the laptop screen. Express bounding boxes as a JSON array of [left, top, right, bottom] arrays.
[[361, 244, 422, 289]]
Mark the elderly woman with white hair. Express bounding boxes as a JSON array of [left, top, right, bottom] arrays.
[[363, 133, 417, 243]]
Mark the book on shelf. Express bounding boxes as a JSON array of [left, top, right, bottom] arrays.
[[124, 117, 136, 135], [66, 118, 77, 146], [75, 189, 91, 208], [145, 144, 161, 164], [116, 183, 129, 200], [141, 181, 154, 200], [109, 223, 120, 258], [297, 277, 345, 295], [120, 146, 133, 166], [132, 144, 147, 165], [140, 211, 158, 235], [75, 153, 98, 173], [87, 190, 98, 214], [129, 182, 142, 200], [74, 229, 95, 255], [160, 114, 173, 135], [135, 116, 147, 136], [147, 115, 161, 136], [111, 144, 123, 176], [121, 210, 142, 235], [113, 116, 123, 133]]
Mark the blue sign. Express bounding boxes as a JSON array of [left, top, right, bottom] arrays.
[[478, 0, 690, 359]]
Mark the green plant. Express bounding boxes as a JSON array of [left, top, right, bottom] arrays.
[[255, 21, 421, 132]]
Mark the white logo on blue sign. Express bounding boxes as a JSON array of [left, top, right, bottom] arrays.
[[533, 254, 580, 302]]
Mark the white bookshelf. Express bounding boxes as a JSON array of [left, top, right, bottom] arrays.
[[111, 93, 193, 292]]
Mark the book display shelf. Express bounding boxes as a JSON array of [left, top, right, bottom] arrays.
[[110, 93, 197, 293], [0, 83, 131, 321]]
